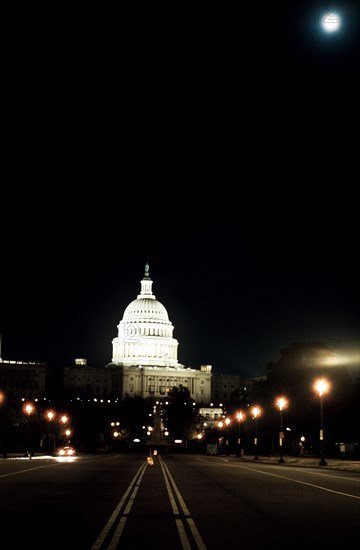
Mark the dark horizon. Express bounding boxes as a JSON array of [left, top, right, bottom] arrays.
[[1, 4, 359, 377]]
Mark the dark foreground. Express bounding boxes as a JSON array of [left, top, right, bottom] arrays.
[[1, 452, 359, 549]]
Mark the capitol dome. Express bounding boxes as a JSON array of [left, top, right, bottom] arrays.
[[111, 264, 179, 367], [123, 297, 169, 323]]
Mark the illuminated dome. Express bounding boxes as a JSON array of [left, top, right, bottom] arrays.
[[123, 297, 169, 323], [111, 264, 179, 367]]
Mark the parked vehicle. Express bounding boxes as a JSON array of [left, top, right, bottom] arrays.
[[206, 443, 217, 455]]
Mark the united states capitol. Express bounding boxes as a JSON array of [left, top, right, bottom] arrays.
[[0, 264, 255, 405]]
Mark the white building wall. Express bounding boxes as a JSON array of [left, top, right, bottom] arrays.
[[119, 365, 211, 402]]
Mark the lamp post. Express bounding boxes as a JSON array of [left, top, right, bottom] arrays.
[[60, 414, 69, 448], [314, 379, 329, 466], [23, 402, 34, 457], [276, 397, 287, 463], [236, 411, 245, 456], [252, 406, 261, 460], [217, 421, 223, 453], [64, 429, 72, 446], [225, 418, 231, 455], [45, 410, 57, 454]]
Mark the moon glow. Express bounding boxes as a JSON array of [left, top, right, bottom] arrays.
[[322, 12, 341, 32]]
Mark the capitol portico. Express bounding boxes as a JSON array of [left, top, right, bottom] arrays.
[[106, 264, 212, 403]]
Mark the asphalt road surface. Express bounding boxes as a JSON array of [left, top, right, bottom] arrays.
[[1, 452, 359, 549]]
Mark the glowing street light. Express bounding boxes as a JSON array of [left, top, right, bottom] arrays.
[[64, 429, 72, 445], [24, 403, 34, 416], [225, 417, 231, 454], [236, 411, 246, 456], [252, 406, 261, 460], [45, 410, 56, 421], [45, 409, 57, 453], [60, 415, 69, 425], [23, 402, 35, 457], [276, 397, 288, 463], [314, 378, 330, 466], [217, 421, 224, 452]]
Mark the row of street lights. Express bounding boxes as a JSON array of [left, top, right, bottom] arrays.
[[215, 377, 330, 465], [46, 411, 73, 449], [16, 377, 330, 460], [21, 402, 73, 454], [217, 404, 275, 460]]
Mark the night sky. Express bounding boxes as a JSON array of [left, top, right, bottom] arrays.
[[2, 4, 358, 377], [286, 1, 359, 81]]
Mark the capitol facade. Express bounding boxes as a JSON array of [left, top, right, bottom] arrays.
[[106, 264, 212, 403]]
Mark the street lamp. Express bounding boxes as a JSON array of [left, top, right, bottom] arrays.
[[59, 414, 70, 447], [45, 409, 57, 453], [64, 429, 72, 446], [225, 418, 231, 454], [24, 403, 34, 416], [46, 410, 55, 421], [314, 378, 330, 466], [60, 415, 69, 425], [236, 411, 246, 456], [217, 421, 224, 453], [252, 406, 261, 460], [23, 402, 34, 457], [276, 397, 287, 463]]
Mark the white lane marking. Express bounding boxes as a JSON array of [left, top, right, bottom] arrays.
[[228, 463, 360, 500], [160, 456, 207, 550], [91, 461, 148, 550], [0, 464, 62, 477]]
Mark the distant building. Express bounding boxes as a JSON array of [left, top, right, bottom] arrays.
[[0, 358, 46, 401], [63, 358, 113, 400], [211, 373, 254, 404], [199, 406, 224, 427]]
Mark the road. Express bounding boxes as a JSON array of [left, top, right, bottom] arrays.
[[1, 452, 359, 549]]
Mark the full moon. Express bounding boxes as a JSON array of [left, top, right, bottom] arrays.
[[322, 12, 341, 32]]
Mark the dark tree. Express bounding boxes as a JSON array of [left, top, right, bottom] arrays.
[[162, 386, 199, 440]]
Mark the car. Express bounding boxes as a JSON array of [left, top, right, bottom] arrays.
[[206, 443, 218, 455], [56, 446, 76, 456]]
